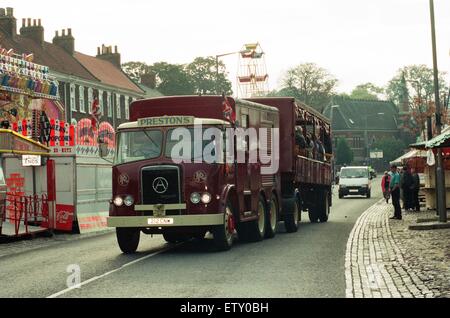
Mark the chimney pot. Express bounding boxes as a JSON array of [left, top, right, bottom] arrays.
[[22, 18, 25, 27], [68, 28, 72, 36], [0, 8, 5, 16], [55, 30, 59, 37], [115, 45, 118, 54], [97, 47, 100, 55], [33, 19, 37, 26], [62, 29, 66, 36], [6, 7, 13, 17], [38, 19, 41, 27], [27, 18, 31, 27]]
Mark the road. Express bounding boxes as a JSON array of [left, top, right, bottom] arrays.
[[0, 186, 383, 298]]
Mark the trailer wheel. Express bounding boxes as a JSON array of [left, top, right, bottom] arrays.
[[265, 196, 279, 239], [212, 202, 235, 251], [240, 195, 266, 242], [319, 191, 330, 223], [308, 209, 320, 223], [284, 198, 299, 233], [116, 228, 140, 254]]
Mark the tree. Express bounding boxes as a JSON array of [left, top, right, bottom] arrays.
[[149, 62, 194, 96], [372, 137, 407, 165], [350, 83, 384, 100], [387, 65, 448, 141], [122, 61, 153, 82], [186, 57, 233, 95], [336, 138, 354, 165], [387, 64, 448, 108], [275, 63, 338, 112]]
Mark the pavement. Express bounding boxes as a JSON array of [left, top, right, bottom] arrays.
[[345, 200, 450, 298]]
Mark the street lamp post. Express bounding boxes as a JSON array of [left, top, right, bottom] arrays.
[[215, 50, 249, 95], [429, 0, 447, 223]]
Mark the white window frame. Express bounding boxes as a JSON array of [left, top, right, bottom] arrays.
[[88, 87, 93, 113], [125, 97, 130, 120], [79, 86, 86, 113], [99, 89, 104, 116], [70, 84, 76, 111], [116, 94, 121, 119], [107, 92, 112, 118]]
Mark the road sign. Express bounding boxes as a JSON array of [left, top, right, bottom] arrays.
[[370, 151, 384, 159], [22, 155, 41, 167]]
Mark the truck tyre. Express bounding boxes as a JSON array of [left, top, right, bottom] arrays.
[[116, 228, 140, 254], [309, 209, 320, 223], [163, 233, 190, 244], [265, 196, 279, 239], [366, 190, 371, 199], [339, 193, 344, 199], [240, 195, 266, 242], [283, 197, 300, 233], [319, 191, 330, 223], [212, 202, 236, 251]]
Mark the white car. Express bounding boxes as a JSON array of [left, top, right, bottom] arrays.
[[338, 166, 372, 199]]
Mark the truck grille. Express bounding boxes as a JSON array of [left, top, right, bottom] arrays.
[[141, 166, 182, 216]]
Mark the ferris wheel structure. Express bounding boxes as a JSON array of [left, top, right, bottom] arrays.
[[237, 43, 269, 98]]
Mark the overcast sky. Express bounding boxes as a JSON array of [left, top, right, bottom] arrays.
[[4, 0, 450, 96]]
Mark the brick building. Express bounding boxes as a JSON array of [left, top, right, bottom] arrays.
[[0, 7, 159, 128], [323, 96, 400, 165]]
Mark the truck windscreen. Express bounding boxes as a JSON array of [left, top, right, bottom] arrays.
[[115, 130, 163, 165]]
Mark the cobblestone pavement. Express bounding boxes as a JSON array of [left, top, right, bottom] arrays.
[[346, 200, 450, 298]]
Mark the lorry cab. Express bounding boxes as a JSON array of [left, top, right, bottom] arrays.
[[338, 166, 372, 199]]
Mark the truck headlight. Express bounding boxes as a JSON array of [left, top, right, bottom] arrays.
[[113, 196, 124, 207], [124, 195, 134, 207], [190, 192, 201, 204], [201, 193, 212, 204]]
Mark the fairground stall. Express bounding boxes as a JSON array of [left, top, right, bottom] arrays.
[[411, 127, 450, 210], [0, 48, 58, 237], [0, 48, 115, 238]]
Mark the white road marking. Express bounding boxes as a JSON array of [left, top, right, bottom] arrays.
[[47, 244, 180, 298]]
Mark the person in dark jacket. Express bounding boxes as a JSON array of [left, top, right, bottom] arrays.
[[381, 171, 391, 203], [411, 168, 421, 212], [402, 166, 414, 211]]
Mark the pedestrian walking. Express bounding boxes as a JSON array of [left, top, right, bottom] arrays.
[[381, 171, 391, 203], [390, 165, 402, 220], [411, 168, 421, 212], [402, 167, 414, 211]]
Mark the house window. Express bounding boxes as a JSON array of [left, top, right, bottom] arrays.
[[99, 90, 104, 116], [107, 92, 112, 118], [70, 84, 76, 111], [116, 94, 121, 119], [125, 97, 130, 120], [79, 86, 86, 113], [88, 87, 93, 113]]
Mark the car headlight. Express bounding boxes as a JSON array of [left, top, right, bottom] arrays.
[[190, 192, 201, 204], [113, 196, 124, 207], [124, 195, 134, 207], [201, 193, 212, 204]]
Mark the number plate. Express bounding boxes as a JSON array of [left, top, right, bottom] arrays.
[[148, 218, 174, 225]]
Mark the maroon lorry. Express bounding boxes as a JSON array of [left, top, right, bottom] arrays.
[[106, 96, 332, 254], [246, 98, 333, 229]]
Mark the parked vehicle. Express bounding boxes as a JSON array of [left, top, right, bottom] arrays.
[[338, 166, 372, 199]]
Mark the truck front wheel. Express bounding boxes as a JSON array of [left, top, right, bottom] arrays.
[[116, 228, 140, 254], [212, 202, 235, 251]]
